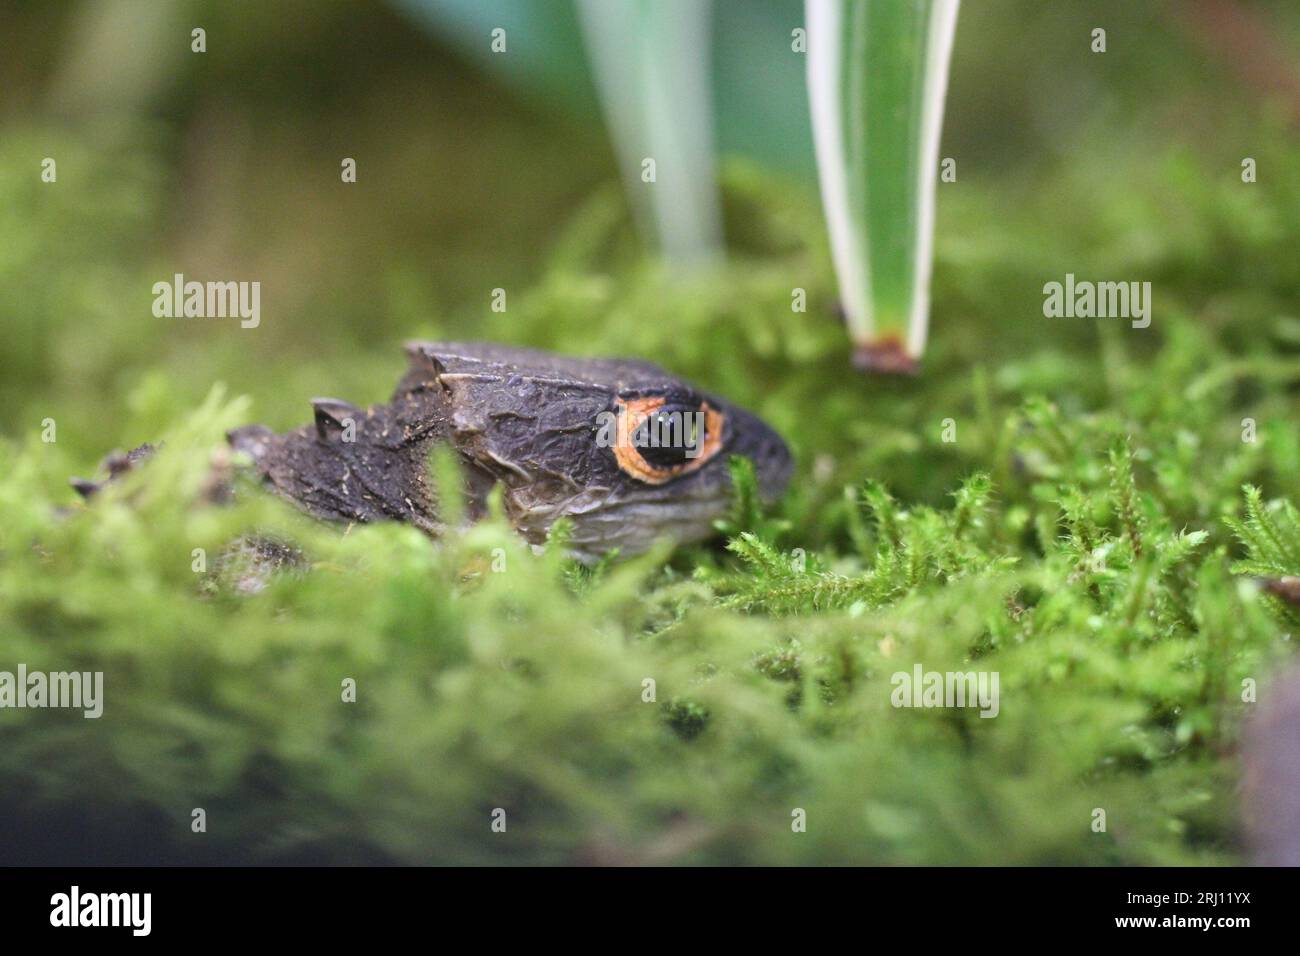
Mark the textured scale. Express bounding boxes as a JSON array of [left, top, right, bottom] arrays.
[[220, 342, 792, 561]]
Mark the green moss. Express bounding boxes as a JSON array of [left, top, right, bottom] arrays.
[[2, 115, 1299, 864]]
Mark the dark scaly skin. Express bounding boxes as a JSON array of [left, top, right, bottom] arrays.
[[223, 342, 792, 561]]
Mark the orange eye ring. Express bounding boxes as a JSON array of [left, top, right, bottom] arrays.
[[612, 396, 725, 484]]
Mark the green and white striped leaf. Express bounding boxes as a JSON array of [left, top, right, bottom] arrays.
[[807, 0, 960, 371], [577, 0, 723, 267]]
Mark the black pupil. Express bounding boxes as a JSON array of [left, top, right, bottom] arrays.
[[632, 403, 704, 469]]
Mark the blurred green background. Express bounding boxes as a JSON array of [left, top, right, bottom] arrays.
[[2, 0, 1297, 465]]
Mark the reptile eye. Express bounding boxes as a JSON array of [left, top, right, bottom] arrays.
[[612, 395, 725, 484], [632, 403, 705, 468]]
